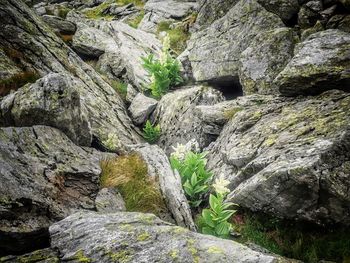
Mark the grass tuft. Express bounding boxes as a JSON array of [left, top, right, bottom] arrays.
[[126, 10, 144, 29], [100, 154, 167, 216]]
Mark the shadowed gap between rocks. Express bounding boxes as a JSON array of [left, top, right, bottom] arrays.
[[208, 77, 243, 100]]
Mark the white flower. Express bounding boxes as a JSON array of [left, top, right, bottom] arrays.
[[213, 176, 230, 196], [171, 143, 188, 161]]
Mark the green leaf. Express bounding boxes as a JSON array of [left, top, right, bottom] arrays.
[[202, 209, 215, 228], [215, 222, 231, 236], [202, 227, 215, 236]]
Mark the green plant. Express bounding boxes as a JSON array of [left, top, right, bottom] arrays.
[[127, 10, 145, 28], [143, 120, 161, 143], [198, 178, 237, 238], [170, 151, 212, 207], [110, 80, 128, 99], [141, 34, 182, 99], [156, 21, 189, 55]]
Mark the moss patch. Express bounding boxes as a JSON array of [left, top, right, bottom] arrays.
[[126, 10, 145, 29], [71, 250, 92, 263], [110, 80, 128, 100], [0, 71, 40, 97], [100, 154, 167, 216]]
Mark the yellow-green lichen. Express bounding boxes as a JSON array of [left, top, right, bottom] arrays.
[[137, 231, 151, 241], [187, 239, 200, 263], [169, 249, 179, 260], [223, 107, 243, 120], [207, 246, 224, 254], [71, 250, 92, 263], [108, 249, 133, 263]]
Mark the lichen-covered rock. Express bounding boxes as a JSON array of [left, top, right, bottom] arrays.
[[129, 93, 158, 125], [42, 15, 76, 35], [186, 0, 284, 85], [206, 90, 350, 225], [151, 86, 224, 154], [131, 144, 196, 230], [0, 0, 141, 152], [257, 0, 300, 23], [67, 12, 161, 90], [239, 27, 297, 95], [194, 0, 239, 29], [95, 188, 126, 213], [139, 0, 197, 33], [0, 248, 59, 262], [0, 49, 21, 80], [327, 14, 350, 33], [298, 0, 323, 29], [274, 30, 350, 96], [0, 126, 107, 255], [50, 211, 296, 263], [0, 73, 92, 146]]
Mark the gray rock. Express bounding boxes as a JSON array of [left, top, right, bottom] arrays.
[[0, 49, 21, 80], [96, 50, 125, 80], [298, 0, 323, 29], [95, 188, 126, 212], [257, 0, 300, 23], [0, 0, 141, 152], [327, 14, 350, 33], [42, 15, 77, 34], [129, 93, 158, 125], [126, 84, 138, 103], [274, 30, 350, 96], [139, 0, 197, 33], [0, 248, 59, 262], [186, 0, 284, 85], [49, 211, 297, 262], [0, 73, 92, 146], [151, 86, 224, 154], [206, 90, 350, 225], [0, 126, 107, 255], [194, 0, 239, 29], [131, 144, 196, 230], [239, 27, 298, 95]]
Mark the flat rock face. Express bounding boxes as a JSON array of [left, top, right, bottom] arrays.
[[206, 90, 350, 225], [129, 93, 158, 125], [0, 126, 105, 255], [151, 86, 224, 154], [49, 211, 296, 263], [0, 0, 141, 152], [186, 0, 284, 84], [42, 15, 77, 35], [275, 30, 350, 96], [239, 27, 297, 95]]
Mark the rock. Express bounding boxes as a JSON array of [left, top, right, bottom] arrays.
[[206, 90, 350, 225], [298, 0, 323, 29], [129, 93, 158, 125], [0, 73, 92, 146], [0, 126, 107, 255], [327, 14, 350, 33], [139, 0, 197, 33], [194, 0, 239, 29], [151, 86, 224, 154], [95, 188, 126, 212], [131, 144, 196, 230], [239, 27, 297, 95], [0, 49, 21, 80], [257, 0, 300, 23], [300, 20, 324, 41], [0, 0, 141, 152], [126, 84, 138, 103], [67, 12, 161, 90], [186, 0, 284, 86], [95, 50, 125, 80], [0, 248, 59, 262], [102, 3, 138, 17], [274, 30, 350, 96], [50, 211, 296, 262], [72, 26, 115, 58], [42, 15, 77, 35]]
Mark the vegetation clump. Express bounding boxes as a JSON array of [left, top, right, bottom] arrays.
[[142, 34, 182, 99], [126, 10, 145, 28], [142, 120, 161, 144], [0, 71, 40, 97], [100, 154, 167, 216]]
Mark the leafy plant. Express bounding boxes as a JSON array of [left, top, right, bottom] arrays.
[[141, 34, 182, 99], [198, 177, 237, 238], [170, 151, 212, 207], [143, 120, 161, 143]]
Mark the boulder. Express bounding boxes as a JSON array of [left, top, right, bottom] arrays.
[[298, 0, 323, 29], [139, 0, 197, 33], [129, 93, 158, 125], [0, 0, 141, 152], [274, 30, 350, 96], [326, 14, 350, 33], [131, 144, 196, 230], [0, 126, 107, 255], [257, 0, 300, 23], [151, 86, 224, 154], [206, 90, 350, 225], [95, 188, 126, 213], [0, 73, 92, 146], [42, 15, 76, 35], [186, 0, 284, 86], [49, 211, 296, 262], [239, 27, 297, 95], [194, 0, 239, 29], [0, 248, 59, 262]]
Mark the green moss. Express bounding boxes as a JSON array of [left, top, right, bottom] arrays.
[[237, 212, 350, 263], [126, 10, 145, 29], [108, 249, 133, 263], [71, 250, 92, 263], [100, 154, 167, 216], [223, 107, 243, 120], [0, 249, 59, 263], [110, 80, 128, 100], [137, 231, 151, 241]]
